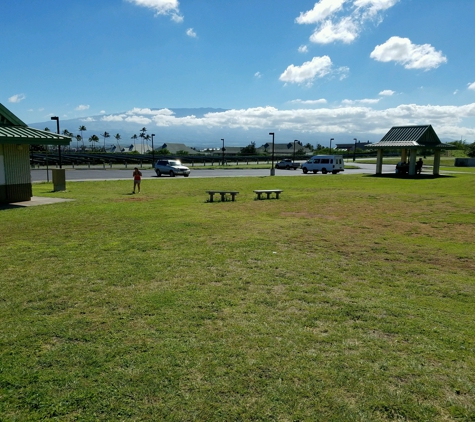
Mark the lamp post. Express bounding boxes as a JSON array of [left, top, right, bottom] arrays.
[[293, 140, 299, 163], [330, 138, 334, 154], [269, 132, 275, 176], [50, 116, 61, 168], [221, 138, 225, 166], [151, 134, 155, 165], [353, 138, 357, 162]]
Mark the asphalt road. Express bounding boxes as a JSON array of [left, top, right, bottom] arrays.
[[31, 163, 397, 182]]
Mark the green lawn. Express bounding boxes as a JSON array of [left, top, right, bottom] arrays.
[[1, 174, 475, 421]]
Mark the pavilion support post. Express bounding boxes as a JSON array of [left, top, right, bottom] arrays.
[[409, 150, 417, 176], [401, 149, 408, 163], [433, 150, 441, 176], [376, 149, 383, 174]]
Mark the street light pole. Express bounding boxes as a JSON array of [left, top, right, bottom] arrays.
[[353, 138, 357, 162], [151, 134, 155, 165], [330, 138, 334, 154], [50, 116, 61, 168], [269, 132, 275, 176], [221, 138, 225, 166], [293, 140, 299, 163]]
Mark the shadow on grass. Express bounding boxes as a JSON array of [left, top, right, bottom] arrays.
[[363, 174, 455, 180]]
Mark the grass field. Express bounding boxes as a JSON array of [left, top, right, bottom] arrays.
[[1, 174, 475, 421]]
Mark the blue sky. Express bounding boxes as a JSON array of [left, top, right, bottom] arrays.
[[3, 0, 475, 144]]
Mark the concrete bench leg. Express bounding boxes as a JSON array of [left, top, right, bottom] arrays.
[[266, 192, 272, 199], [220, 193, 226, 202], [275, 192, 280, 199], [231, 193, 237, 201], [208, 193, 215, 202]]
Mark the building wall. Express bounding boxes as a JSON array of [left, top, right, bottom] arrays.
[[0, 144, 32, 203]]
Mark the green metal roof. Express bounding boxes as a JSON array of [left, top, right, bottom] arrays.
[[0, 103, 71, 146], [368, 125, 456, 150]]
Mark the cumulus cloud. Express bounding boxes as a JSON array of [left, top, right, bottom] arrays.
[[254, 72, 262, 78], [114, 103, 475, 139], [296, 0, 347, 24], [298, 45, 309, 53], [76, 104, 90, 111], [8, 93, 26, 103], [468, 82, 475, 91], [370, 36, 447, 70], [379, 89, 395, 96], [296, 0, 399, 45], [186, 28, 197, 37], [127, 0, 183, 22], [81, 117, 96, 122], [310, 17, 358, 44], [280, 56, 333, 85]]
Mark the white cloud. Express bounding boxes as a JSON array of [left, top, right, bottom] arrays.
[[8, 93, 26, 103], [254, 72, 262, 78], [186, 28, 197, 37], [279, 56, 333, 85], [370, 36, 447, 70], [468, 82, 475, 91], [379, 89, 395, 96], [76, 104, 90, 111], [298, 45, 308, 53], [127, 0, 183, 22], [108, 103, 475, 140], [100, 110, 106, 114], [297, 0, 399, 45], [289, 99, 328, 105], [101, 114, 126, 122], [296, 0, 348, 24], [310, 16, 358, 44]]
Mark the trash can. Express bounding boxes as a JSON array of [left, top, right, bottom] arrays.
[[52, 169, 66, 192]]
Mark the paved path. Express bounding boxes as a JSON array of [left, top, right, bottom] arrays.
[[31, 163, 397, 182]]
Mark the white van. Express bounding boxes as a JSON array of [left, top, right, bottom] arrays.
[[301, 155, 345, 174]]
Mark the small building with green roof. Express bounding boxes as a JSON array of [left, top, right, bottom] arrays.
[[368, 125, 455, 176], [0, 103, 71, 203]]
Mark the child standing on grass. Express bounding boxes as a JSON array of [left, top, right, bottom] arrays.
[[132, 167, 142, 193]]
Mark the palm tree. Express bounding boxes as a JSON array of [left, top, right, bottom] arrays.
[[131, 134, 138, 152], [75, 134, 82, 151], [144, 134, 151, 152], [101, 131, 110, 152], [89, 134, 99, 151], [114, 133, 121, 151], [140, 127, 147, 154], [78, 125, 86, 152]]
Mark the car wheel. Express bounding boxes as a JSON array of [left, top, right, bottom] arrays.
[[302, 167, 308, 174], [169, 170, 175, 177], [155, 170, 161, 177], [184, 173, 189, 177], [332, 170, 337, 174], [322, 168, 327, 174], [313, 170, 317, 174]]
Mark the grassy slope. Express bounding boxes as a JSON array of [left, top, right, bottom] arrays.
[[1, 174, 474, 421]]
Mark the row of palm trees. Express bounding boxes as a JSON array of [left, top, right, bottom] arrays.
[[44, 125, 153, 153]]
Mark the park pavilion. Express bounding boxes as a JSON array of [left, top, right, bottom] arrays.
[[0, 103, 71, 203], [368, 125, 456, 176]]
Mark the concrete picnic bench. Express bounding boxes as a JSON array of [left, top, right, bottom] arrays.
[[206, 190, 239, 202], [254, 189, 283, 200]]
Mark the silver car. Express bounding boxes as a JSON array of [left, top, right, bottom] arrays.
[[154, 159, 191, 177]]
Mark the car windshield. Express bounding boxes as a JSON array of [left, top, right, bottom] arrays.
[[168, 161, 181, 166]]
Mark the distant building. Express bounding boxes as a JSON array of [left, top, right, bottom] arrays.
[[335, 140, 372, 151]]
